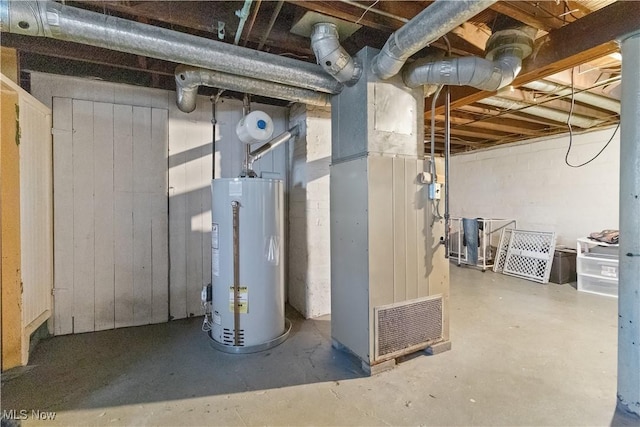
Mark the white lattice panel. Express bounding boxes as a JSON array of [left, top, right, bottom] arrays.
[[503, 230, 557, 283], [493, 228, 513, 273]]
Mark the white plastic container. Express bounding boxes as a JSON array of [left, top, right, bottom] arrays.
[[235, 110, 274, 144], [577, 274, 618, 298], [210, 178, 287, 351]]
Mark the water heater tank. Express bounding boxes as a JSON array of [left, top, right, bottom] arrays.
[[210, 178, 289, 353]]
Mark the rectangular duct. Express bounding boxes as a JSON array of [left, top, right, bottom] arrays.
[[374, 295, 444, 362]]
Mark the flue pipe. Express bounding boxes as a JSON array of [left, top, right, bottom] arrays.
[[477, 96, 606, 129], [175, 66, 331, 113], [403, 26, 535, 91], [371, 0, 497, 80], [311, 23, 362, 85], [0, 0, 342, 94], [523, 80, 621, 114], [250, 126, 299, 162]]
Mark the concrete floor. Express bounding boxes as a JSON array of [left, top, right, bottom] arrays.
[[3, 266, 639, 426]]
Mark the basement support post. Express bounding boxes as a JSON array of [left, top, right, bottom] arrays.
[[617, 31, 640, 419]]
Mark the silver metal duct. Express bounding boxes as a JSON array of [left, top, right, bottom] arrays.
[[311, 23, 362, 86], [371, 0, 497, 80], [403, 27, 535, 91], [523, 80, 621, 114], [250, 127, 299, 161], [175, 66, 331, 113], [0, 0, 343, 94], [477, 96, 606, 129]]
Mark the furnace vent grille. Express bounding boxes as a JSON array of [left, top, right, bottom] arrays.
[[374, 295, 443, 362]]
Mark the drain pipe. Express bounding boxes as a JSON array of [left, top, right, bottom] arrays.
[[371, 0, 498, 80], [0, 0, 342, 94], [617, 31, 640, 419], [233, 0, 252, 46], [311, 23, 362, 86], [175, 66, 331, 113], [403, 26, 535, 91]]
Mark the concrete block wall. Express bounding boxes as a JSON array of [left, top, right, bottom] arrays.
[[450, 126, 620, 247], [288, 104, 332, 318]]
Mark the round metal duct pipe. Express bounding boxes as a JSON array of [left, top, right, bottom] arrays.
[[0, 0, 343, 95], [402, 27, 535, 92], [175, 66, 331, 113], [311, 23, 362, 86], [371, 0, 498, 80]]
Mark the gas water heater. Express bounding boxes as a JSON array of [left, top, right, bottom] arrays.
[[207, 110, 290, 353]]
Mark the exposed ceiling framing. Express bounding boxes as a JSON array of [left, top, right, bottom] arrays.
[[2, 0, 636, 153]]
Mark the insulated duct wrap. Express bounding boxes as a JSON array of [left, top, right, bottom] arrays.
[[403, 28, 535, 91], [0, 0, 343, 94], [403, 53, 522, 91]]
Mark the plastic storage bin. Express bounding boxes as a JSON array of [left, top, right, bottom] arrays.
[[577, 253, 619, 279], [577, 274, 618, 297], [576, 237, 619, 298]]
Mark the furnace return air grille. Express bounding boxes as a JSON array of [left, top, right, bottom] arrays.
[[374, 295, 443, 361], [502, 230, 557, 283], [493, 228, 514, 273]]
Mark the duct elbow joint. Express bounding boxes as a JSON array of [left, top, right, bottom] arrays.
[[175, 66, 200, 113], [311, 23, 361, 86]]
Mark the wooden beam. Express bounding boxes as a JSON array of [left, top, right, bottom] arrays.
[[429, 124, 511, 140], [489, 1, 584, 32], [1, 33, 177, 76], [288, 0, 398, 32], [427, 0, 640, 116], [435, 113, 546, 136]]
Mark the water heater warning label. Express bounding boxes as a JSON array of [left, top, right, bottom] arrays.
[[229, 286, 248, 313]]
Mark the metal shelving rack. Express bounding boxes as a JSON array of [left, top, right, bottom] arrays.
[[450, 218, 517, 271]]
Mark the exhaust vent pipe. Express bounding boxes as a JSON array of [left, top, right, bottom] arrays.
[[311, 23, 362, 86], [371, 0, 498, 80], [175, 66, 331, 113], [0, 0, 343, 95], [403, 26, 535, 91]]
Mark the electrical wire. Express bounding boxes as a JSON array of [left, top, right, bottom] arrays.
[[564, 67, 620, 168], [355, 0, 380, 25]]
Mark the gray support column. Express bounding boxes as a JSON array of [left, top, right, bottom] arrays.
[[618, 32, 640, 418]]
